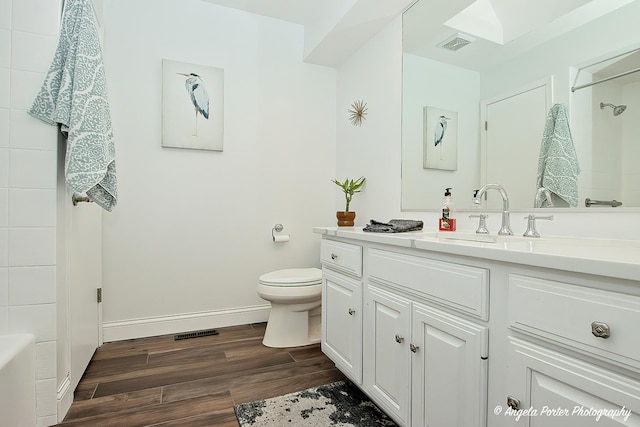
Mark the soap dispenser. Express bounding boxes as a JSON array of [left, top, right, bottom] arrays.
[[439, 188, 456, 231]]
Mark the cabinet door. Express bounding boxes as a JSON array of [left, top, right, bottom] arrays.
[[364, 284, 412, 425], [411, 303, 488, 427], [505, 338, 640, 426], [322, 269, 362, 384]]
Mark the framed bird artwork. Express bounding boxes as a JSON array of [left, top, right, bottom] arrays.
[[162, 59, 224, 151], [423, 106, 458, 170]]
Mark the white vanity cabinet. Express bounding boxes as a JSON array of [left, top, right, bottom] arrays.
[[363, 284, 412, 424], [504, 272, 640, 426], [320, 239, 363, 384], [315, 228, 640, 427], [363, 247, 490, 427], [506, 338, 640, 426], [411, 302, 488, 427]]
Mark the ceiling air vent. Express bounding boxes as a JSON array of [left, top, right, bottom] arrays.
[[437, 33, 474, 51]]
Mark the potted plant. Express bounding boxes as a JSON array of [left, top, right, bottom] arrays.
[[331, 176, 366, 226]]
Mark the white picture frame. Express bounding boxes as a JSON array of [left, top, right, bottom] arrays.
[[162, 59, 224, 151], [423, 106, 458, 170]]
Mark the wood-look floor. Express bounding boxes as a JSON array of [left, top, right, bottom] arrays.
[[57, 323, 346, 426]]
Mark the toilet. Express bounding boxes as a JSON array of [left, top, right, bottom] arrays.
[[257, 268, 323, 348]]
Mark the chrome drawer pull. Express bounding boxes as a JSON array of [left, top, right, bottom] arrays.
[[410, 343, 419, 353], [330, 253, 338, 260], [507, 396, 521, 410], [591, 321, 611, 339], [395, 334, 404, 344], [348, 308, 355, 316]]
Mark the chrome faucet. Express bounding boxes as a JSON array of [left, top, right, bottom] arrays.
[[534, 187, 554, 208], [473, 184, 513, 236]]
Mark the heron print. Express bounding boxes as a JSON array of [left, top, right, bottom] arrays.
[[423, 106, 458, 170], [434, 115, 450, 160], [162, 59, 224, 151], [177, 72, 210, 136]]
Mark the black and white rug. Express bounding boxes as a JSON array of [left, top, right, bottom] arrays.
[[234, 380, 398, 426]]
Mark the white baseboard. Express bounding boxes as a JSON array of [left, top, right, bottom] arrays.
[[102, 304, 271, 342], [56, 375, 72, 424]]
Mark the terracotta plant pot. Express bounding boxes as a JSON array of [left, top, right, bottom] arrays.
[[336, 211, 356, 227]]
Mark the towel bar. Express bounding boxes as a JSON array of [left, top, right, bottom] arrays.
[[585, 198, 622, 208], [72, 194, 93, 206]]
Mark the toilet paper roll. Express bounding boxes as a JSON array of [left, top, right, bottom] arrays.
[[273, 234, 290, 243]]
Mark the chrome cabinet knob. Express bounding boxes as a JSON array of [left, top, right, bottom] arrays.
[[507, 396, 521, 410], [348, 308, 355, 316], [330, 253, 338, 260], [591, 321, 611, 339], [395, 334, 404, 344], [409, 343, 419, 353]]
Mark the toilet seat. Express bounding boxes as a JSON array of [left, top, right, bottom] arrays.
[[259, 268, 322, 287]]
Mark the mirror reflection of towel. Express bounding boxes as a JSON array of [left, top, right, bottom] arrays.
[[536, 104, 580, 207]]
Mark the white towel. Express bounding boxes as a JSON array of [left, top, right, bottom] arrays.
[[536, 104, 580, 207], [28, 0, 117, 211]]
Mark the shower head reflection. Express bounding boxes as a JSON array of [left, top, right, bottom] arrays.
[[600, 102, 627, 116]]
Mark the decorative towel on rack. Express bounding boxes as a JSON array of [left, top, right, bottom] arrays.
[[536, 103, 580, 207], [28, 0, 117, 211], [363, 219, 424, 233]]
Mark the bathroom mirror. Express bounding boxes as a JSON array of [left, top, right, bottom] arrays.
[[401, 0, 640, 211]]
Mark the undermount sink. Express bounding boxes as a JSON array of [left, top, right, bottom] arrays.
[[417, 231, 640, 262], [437, 232, 498, 244]]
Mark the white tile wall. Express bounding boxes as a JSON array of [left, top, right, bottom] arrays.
[[0, 0, 11, 30], [11, 31, 56, 73], [0, 29, 10, 68], [9, 148, 57, 189], [0, 147, 8, 186], [36, 340, 56, 379], [5, 1, 60, 425], [0, 266, 7, 306], [0, 108, 9, 146], [0, 228, 7, 266], [10, 109, 58, 150], [8, 303, 56, 341], [10, 70, 45, 109], [9, 188, 56, 227], [35, 378, 57, 417], [9, 266, 56, 305], [12, 0, 60, 35], [0, 307, 7, 333], [0, 68, 9, 108], [0, 188, 7, 226], [8, 227, 56, 266]]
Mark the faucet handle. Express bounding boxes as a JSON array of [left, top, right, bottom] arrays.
[[523, 215, 553, 238], [469, 214, 490, 234]]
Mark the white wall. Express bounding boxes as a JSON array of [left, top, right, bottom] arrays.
[[0, 0, 62, 425], [101, 0, 337, 337], [335, 18, 404, 225], [401, 53, 481, 211], [622, 80, 640, 205], [336, 14, 640, 241]]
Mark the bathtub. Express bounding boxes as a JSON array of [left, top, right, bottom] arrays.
[[0, 334, 36, 427]]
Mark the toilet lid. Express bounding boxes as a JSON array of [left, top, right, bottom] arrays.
[[259, 268, 322, 287]]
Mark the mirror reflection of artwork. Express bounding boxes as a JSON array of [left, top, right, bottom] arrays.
[[162, 59, 224, 151], [423, 106, 457, 170]]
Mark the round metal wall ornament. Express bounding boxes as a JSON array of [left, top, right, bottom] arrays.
[[348, 100, 368, 126]]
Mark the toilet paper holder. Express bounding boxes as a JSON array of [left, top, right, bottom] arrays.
[[272, 224, 284, 238], [272, 224, 290, 242]]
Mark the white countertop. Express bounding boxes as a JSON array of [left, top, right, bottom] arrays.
[[313, 227, 640, 282]]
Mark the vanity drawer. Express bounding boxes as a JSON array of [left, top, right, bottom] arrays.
[[321, 239, 363, 278], [368, 249, 489, 320], [509, 274, 640, 370]]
